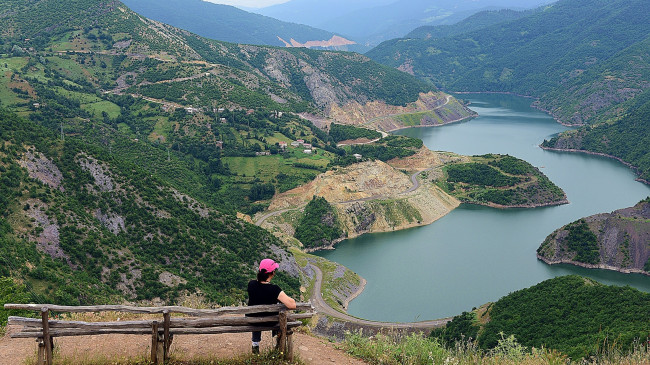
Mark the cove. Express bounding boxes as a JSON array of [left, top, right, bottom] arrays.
[[315, 94, 650, 323]]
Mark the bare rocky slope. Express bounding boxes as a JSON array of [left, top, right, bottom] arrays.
[[258, 150, 464, 247], [327, 92, 477, 131], [537, 199, 650, 275]]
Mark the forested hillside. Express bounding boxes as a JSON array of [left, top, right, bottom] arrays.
[[0, 0, 434, 111], [368, 0, 650, 184], [542, 90, 650, 181], [406, 9, 536, 40], [433, 276, 650, 359], [0, 108, 301, 312], [0, 0, 456, 211], [0, 0, 456, 312], [368, 0, 649, 96]]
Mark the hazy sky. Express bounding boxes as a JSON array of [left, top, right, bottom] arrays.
[[204, 0, 289, 8]]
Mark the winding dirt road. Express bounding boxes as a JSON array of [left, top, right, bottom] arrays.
[[309, 264, 450, 329]]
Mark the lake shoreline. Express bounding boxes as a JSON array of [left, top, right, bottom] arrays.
[[540, 146, 650, 186], [316, 93, 650, 322], [385, 113, 478, 133], [462, 198, 570, 209], [537, 254, 650, 277]]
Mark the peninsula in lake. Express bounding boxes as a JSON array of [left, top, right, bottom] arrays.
[[538, 198, 650, 275]]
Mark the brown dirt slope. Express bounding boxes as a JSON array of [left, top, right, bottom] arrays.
[[260, 155, 460, 244]]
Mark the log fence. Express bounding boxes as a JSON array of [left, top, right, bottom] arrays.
[[5, 302, 314, 364]]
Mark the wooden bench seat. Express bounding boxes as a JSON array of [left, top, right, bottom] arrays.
[[5, 302, 314, 364]]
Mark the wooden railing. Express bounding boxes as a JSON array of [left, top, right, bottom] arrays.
[[5, 302, 314, 365]]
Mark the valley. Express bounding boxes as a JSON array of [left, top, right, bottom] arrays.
[[1, 0, 650, 362], [317, 93, 650, 322]]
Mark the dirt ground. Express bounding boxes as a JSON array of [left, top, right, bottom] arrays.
[[0, 325, 366, 365]]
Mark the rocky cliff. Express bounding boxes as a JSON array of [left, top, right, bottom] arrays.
[[537, 199, 650, 275]]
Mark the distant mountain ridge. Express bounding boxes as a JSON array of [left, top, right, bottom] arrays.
[[406, 8, 537, 40], [368, 0, 650, 96], [257, 0, 551, 46], [119, 0, 359, 50]]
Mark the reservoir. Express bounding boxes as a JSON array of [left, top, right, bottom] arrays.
[[315, 94, 650, 323]]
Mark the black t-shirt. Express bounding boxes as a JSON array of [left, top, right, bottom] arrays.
[[247, 280, 282, 318]]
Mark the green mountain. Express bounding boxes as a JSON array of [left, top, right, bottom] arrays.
[[406, 8, 536, 40], [368, 0, 650, 183], [0, 0, 451, 309], [368, 0, 649, 95], [433, 275, 650, 359], [1, 0, 434, 108], [535, 35, 650, 125], [119, 0, 362, 51], [542, 89, 650, 181]]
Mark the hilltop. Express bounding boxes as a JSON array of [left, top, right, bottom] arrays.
[[434, 275, 650, 360], [537, 198, 650, 274]]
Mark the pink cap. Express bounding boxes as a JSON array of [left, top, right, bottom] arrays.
[[259, 258, 279, 273]]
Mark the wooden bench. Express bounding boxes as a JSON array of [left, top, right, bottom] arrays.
[[5, 302, 314, 365]]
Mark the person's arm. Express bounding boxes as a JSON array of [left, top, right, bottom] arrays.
[[277, 291, 296, 310]]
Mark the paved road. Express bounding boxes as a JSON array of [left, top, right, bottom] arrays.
[[309, 264, 450, 329]]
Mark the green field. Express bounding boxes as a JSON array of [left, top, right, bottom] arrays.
[[150, 116, 173, 141], [81, 100, 121, 118], [117, 122, 135, 137], [224, 153, 329, 181], [48, 56, 99, 81], [0, 57, 30, 106]]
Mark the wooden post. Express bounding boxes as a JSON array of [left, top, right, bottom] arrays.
[[286, 329, 294, 362], [157, 332, 165, 362], [151, 321, 159, 364], [277, 311, 287, 355], [41, 308, 53, 365], [37, 338, 45, 365], [163, 311, 171, 363]]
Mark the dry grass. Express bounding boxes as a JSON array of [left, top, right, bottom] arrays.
[[343, 331, 650, 365]]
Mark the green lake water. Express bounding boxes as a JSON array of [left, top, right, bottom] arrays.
[[315, 93, 650, 323]]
